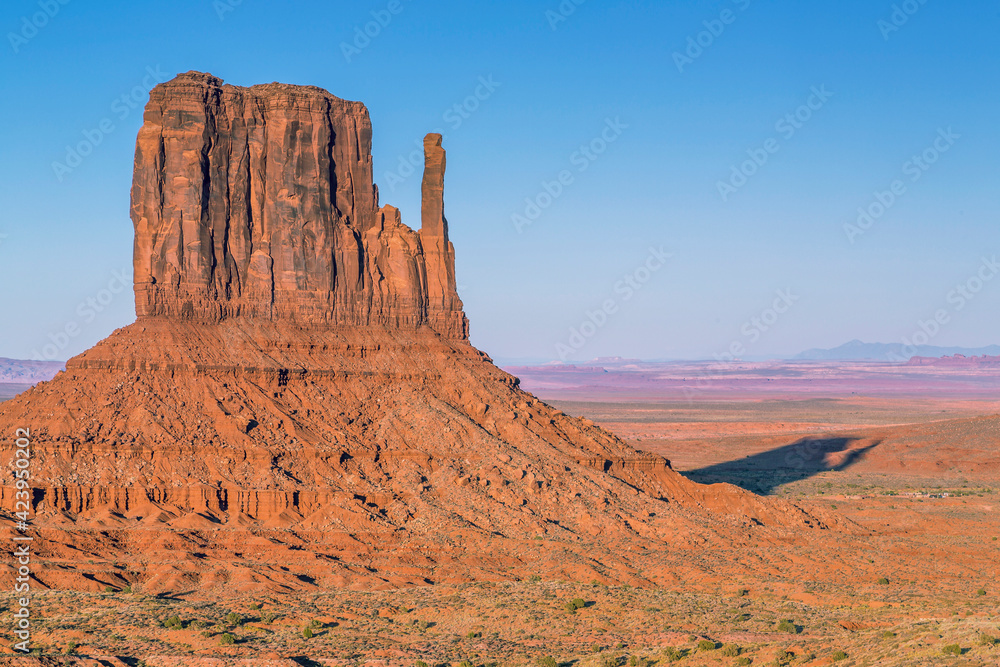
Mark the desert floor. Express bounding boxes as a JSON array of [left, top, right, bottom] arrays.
[[2, 360, 999, 666]]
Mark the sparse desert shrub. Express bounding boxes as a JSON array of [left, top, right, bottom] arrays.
[[412, 619, 430, 630], [721, 644, 741, 657], [121, 585, 132, 594], [261, 612, 277, 624], [528, 575, 542, 583], [104, 586, 115, 592], [881, 631, 896, 639], [660, 647, 683, 662], [832, 650, 848, 661], [564, 597, 586, 612], [976, 588, 987, 596], [775, 619, 799, 634], [302, 627, 313, 639], [697, 639, 717, 650], [627, 656, 651, 667], [309, 619, 323, 629], [733, 612, 751, 622], [877, 577, 890, 585], [219, 633, 236, 645], [537, 657, 557, 667], [64, 641, 77, 655], [976, 634, 997, 646], [736, 588, 749, 597], [458, 661, 475, 667], [736, 658, 752, 666], [415, 662, 430, 667], [466, 630, 482, 639], [163, 615, 184, 630], [599, 654, 621, 667], [941, 644, 962, 656], [225, 612, 243, 627]]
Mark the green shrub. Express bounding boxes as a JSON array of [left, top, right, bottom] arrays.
[[599, 655, 620, 667], [976, 588, 987, 596], [660, 647, 683, 662], [308, 619, 322, 629], [697, 639, 717, 651], [976, 634, 997, 646], [565, 597, 586, 612], [775, 620, 799, 634], [163, 615, 184, 630], [942, 644, 962, 656], [302, 627, 313, 639], [219, 633, 236, 645], [881, 631, 896, 639], [225, 612, 243, 627], [537, 657, 557, 667], [877, 577, 890, 585], [261, 612, 277, 624], [832, 650, 848, 661], [415, 662, 430, 667], [64, 641, 77, 655], [458, 661, 475, 667], [737, 658, 752, 666], [627, 656, 651, 667], [720, 644, 741, 657], [528, 575, 542, 583], [466, 630, 482, 639]]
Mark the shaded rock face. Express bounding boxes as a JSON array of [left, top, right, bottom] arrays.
[[132, 71, 467, 339]]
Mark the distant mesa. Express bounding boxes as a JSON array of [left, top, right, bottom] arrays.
[[794, 339, 1000, 361]]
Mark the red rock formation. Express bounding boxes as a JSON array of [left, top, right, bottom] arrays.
[[131, 71, 467, 339], [0, 72, 838, 595]]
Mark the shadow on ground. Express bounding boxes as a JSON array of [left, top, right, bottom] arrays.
[[682, 436, 879, 495]]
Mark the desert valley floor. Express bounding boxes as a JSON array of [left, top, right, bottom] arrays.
[[2, 359, 998, 667]]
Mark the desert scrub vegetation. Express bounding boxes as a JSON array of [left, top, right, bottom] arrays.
[[832, 650, 848, 661], [775, 619, 800, 633], [696, 639, 717, 651], [225, 612, 243, 626], [720, 643, 741, 657], [565, 597, 587, 612], [219, 632, 236, 645], [536, 657, 557, 667], [941, 643, 962, 656]]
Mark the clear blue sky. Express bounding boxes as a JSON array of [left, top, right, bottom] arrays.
[[1, 0, 998, 363]]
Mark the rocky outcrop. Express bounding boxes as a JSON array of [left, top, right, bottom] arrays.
[[132, 71, 467, 339]]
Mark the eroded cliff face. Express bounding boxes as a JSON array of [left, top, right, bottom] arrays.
[[131, 71, 467, 339]]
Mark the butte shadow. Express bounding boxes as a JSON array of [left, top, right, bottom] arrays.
[[683, 436, 881, 495]]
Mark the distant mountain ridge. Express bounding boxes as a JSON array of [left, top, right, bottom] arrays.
[[0, 357, 64, 384], [795, 340, 1000, 361]]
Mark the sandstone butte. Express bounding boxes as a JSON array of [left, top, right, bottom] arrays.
[[0, 72, 843, 594]]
